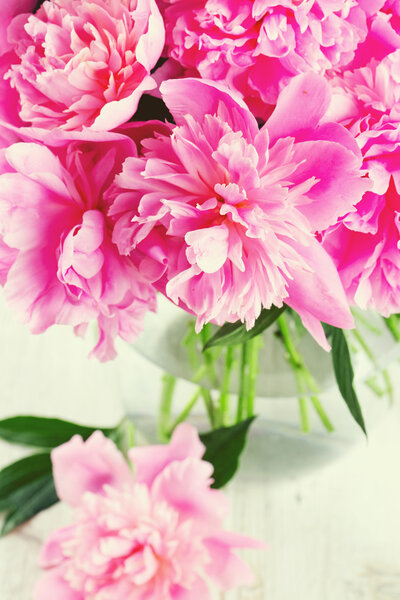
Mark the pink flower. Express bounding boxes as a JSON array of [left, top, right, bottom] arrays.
[[109, 75, 370, 350], [34, 425, 262, 599], [4, 0, 165, 131], [322, 50, 400, 316], [0, 0, 36, 57], [0, 132, 156, 360], [161, 0, 370, 111]]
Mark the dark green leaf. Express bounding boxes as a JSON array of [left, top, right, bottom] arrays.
[[200, 417, 256, 488], [0, 416, 114, 449], [324, 325, 367, 436], [204, 305, 286, 350], [1, 475, 58, 536], [0, 453, 52, 507]]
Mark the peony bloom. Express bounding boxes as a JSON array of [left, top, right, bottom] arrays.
[[109, 75, 370, 350], [4, 0, 165, 131], [161, 0, 370, 111], [0, 0, 36, 57], [322, 49, 400, 316], [34, 425, 261, 599], [0, 132, 156, 360]]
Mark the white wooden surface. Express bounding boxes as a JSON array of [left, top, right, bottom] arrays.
[[0, 292, 400, 600]]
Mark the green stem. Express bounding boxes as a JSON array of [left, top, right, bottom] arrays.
[[183, 321, 201, 370], [365, 376, 386, 397], [201, 388, 216, 428], [219, 346, 235, 426], [352, 328, 375, 363], [384, 314, 400, 342], [236, 342, 249, 422], [200, 324, 220, 388], [168, 388, 201, 435], [294, 369, 309, 433], [382, 368, 394, 404], [158, 374, 176, 442], [309, 396, 334, 432], [353, 309, 383, 335], [247, 336, 262, 418]]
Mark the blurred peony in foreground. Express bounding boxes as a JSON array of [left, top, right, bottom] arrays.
[[34, 425, 262, 599], [0, 133, 155, 361], [109, 75, 370, 349], [3, 0, 165, 131]]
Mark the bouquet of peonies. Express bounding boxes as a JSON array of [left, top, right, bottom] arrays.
[[1, 0, 400, 596]]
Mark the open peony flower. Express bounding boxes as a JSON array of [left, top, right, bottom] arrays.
[[0, 132, 156, 360], [4, 0, 165, 131], [109, 75, 370, 350], [161, 0, 370, 111], [34, 425, 262, 599], [322, 49, 400, 316]]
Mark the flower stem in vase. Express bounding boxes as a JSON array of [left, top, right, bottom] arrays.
[[158, 374, 176, 442], [219, 346, 236, 426], [277, 313, 334, 433]]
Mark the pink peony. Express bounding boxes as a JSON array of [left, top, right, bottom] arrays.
[[4, 0, 165, 131], [34, 425, 262, 599], [0, 0, 36, 57], [109, 75, 370, 350], [322, 50, 400, 316], [161, 0, 370, 111], [0, 132, 156, 360]]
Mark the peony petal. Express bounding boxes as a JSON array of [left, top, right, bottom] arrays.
[[38, 526, 75, 569], [51, 432, 132, 507], [266, 73, 332, 145], [129, 423, 205, 487], [285, 237, 355, 347], [160, 78, 259, 141], [290, 140, 371, 231], [134, 0, 165, 72], [204, 537, 257, 590], [170, 579, 211, 599], [33, 568, 82, 600]]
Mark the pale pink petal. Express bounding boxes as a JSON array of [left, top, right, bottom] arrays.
[[51, 432, 132, 507], [38, 527, 76, 569], [129, 423, 205, 487], [170, 579, 211, 599], [204, 538, 256, 590], [34, 568, 82, 600]]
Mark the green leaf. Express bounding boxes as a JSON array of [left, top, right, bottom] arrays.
[[200, 417, 256, 488], [1, 475, 58, 536], [204, 305, 286, 350], [0, 453, 52, 508], [0, 416, 115, 449], [324, 325, 367, 436]]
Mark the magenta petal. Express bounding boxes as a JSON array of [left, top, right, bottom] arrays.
[[51, 432, 132, 507], [285, 238, 354, 342], [266, 73, 331, 145], [34, 568, 82, 600], [160, 78, 259, 141], [290, 140, 370, 231]]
